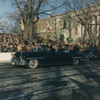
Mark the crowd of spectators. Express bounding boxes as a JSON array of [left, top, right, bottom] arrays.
[[0, 33, 100, 53], [0, 33, 21, 52]]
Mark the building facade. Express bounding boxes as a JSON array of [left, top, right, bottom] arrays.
[[36, 11, 100, 44]]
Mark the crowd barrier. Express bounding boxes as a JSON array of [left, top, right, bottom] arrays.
[[0, 52, 14, 62]]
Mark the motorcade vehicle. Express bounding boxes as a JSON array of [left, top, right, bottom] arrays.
[[83, 46, 100, 60], [10, 50, 87, 69], [88, 49, 100, 60]]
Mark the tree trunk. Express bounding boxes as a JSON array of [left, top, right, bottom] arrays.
[[98, 34, 100, 45], [82, 24, 88, 44], [23, 24, 30, 40], [29, 22, 33, 45]]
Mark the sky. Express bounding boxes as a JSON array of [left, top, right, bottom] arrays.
[[0, 0, 69, 33], [0, 1, 15, 33], [0, 1, 15, 16], [0, 0, 66, 18]]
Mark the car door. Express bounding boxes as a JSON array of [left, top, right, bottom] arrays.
[[55, 52, 72, 63]]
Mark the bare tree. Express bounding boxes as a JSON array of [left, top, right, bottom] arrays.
[[0, 17, 7, 33], [8, 0, 62, 44], [6, 11, 20, 34]]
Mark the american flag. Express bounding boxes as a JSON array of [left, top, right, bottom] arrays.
[[46, 22, 52, 32]]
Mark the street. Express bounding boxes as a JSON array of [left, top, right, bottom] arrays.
[[0, 61, 100, 100]]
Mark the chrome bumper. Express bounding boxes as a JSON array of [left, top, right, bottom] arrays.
[[10, 57, 28, 66]]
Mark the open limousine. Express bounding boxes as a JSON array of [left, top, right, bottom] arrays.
[[10, 50, 87, 69]]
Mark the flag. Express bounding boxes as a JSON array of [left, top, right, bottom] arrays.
[[46, 22, 52, 32], [75, 28, 78, 35]]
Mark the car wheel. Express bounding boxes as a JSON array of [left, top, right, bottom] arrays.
[[73, 59, 79, 65], [28, 59, 39, 69]]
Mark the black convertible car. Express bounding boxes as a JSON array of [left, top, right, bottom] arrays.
[[10, 51, 87, 69]]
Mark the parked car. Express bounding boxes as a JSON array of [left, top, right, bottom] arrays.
[[10, 50, 87, 69]]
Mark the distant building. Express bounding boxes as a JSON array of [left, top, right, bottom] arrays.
[[36, 8, 100, 44]]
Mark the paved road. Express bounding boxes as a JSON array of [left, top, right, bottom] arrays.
[[0, 61, 100, 100]]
